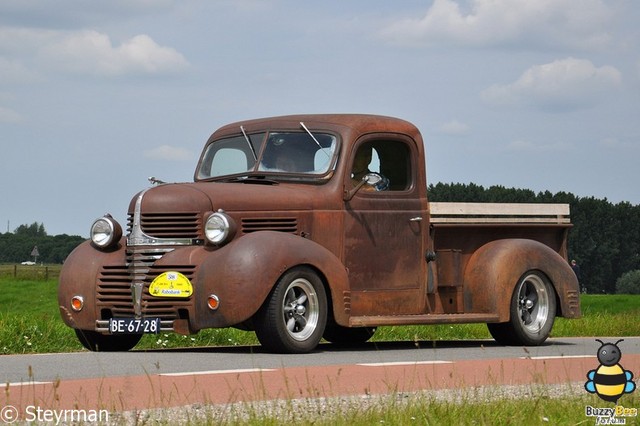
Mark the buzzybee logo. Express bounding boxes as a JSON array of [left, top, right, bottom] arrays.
[[585, 339, 636, 403]]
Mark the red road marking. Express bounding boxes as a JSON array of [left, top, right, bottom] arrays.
[[3, 354, 639, 414]]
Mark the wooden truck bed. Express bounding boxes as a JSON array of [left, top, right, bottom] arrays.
[[429, 202, 570, 224]]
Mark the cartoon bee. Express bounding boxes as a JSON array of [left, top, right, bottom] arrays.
[[585, 339, 636, 403]]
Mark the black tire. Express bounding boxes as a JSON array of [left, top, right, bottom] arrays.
[[323, 320, 376, 345], [74, 329, 142, 352], [254, 267, 327, 354], [487, 271, 557, 346]]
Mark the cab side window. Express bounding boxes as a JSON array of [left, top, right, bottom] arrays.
[[351, 140, 411, 191]]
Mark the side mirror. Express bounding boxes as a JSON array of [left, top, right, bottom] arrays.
[[343, 173, 383, 201], [363, 173, 382, 186]]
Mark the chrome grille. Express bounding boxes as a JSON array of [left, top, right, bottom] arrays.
[[127, 212, 200, 239], [241, 217, 298, 234]]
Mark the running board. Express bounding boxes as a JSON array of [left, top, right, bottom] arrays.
[[349, 313, 500, 327]]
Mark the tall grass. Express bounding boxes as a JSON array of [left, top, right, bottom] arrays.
[[119, 386, 638, 425], [1, 277, 639, 355]]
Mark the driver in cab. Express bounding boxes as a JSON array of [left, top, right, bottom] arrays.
[[351, 145, 389, 191]]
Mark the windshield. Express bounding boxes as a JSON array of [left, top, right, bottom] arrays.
[[197, 131, 338, 180]]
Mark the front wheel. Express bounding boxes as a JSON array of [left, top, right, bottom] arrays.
[[74, 329, 142, 352], [254, 267, 327, 354], [487, 271, 556, 346]]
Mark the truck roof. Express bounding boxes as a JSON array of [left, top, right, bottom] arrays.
[[210, 114, 422, 142]]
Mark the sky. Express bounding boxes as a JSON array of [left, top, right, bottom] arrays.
[[0, 0, 638, 237]]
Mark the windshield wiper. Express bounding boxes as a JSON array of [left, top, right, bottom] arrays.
[[300, 121, 330, 159], [240, 125, 257, 161], [215, 174, 279, 185]]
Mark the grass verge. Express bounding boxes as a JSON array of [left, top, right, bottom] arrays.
[[1, 278, 639, 354]]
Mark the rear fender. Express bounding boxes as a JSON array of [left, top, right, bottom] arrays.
[[463, 239, 580, 322], [194, 231, 350, 329]]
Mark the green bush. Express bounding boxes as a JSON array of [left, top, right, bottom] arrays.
[[616, 269, 640, 294]]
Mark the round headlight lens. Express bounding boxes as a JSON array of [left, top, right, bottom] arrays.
[[90, 215, 121, 249], [205, 212, 233, 245]]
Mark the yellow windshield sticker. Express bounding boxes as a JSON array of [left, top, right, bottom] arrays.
[[149, 272, 193, 298]]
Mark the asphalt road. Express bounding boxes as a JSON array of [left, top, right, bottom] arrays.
[[3, 337, 639, 384], [2, 336, 640, 414]]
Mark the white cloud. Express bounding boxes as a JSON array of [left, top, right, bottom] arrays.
[[144, 145, 193, 161], [0, 27, 189, 77], [481, 57, 621, 111], [439, 119, 469, 136], [38, 31, 189, 76], [379, 0, 612, 50]]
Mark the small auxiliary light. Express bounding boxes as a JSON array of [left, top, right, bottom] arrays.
[[207, 294, 220, 311], [70, 295, 84, 312]]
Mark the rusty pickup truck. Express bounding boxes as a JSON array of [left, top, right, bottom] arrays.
[[59, 114, 581, 353]]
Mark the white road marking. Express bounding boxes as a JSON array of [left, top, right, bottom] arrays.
[[159, 368, 276, 377], [5, 381, 53, 386], [357, 361, 452, 367], [518, 355, 596, 360]]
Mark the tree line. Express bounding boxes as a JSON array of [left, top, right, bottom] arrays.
[[0, 222, 84, 264], [428, 182, 640, 294]]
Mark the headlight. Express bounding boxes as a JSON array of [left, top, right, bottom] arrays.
[[204, 211, 236, 245], [90, 215, 122, 249]]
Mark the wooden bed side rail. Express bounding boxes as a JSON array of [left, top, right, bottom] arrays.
[[428, 202, 571, 224]]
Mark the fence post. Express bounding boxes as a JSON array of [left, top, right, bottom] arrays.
[[14, 264, 17, 278]]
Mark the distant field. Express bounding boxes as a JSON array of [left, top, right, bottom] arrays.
[[0, 277, 638, 354]]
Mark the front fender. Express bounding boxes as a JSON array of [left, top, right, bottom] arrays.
[[58, 239, 125, 330], [463, 239, 580, 322], [192, 231, 350, 330]]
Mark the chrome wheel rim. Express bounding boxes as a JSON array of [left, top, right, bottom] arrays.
[[282, 278, 319, 341], [517, 273, 550, 333]]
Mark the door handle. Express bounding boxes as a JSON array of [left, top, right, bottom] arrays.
[[409, 217, 423, 222]]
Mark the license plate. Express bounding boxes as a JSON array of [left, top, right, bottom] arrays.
[[109, 318, 161, 334]]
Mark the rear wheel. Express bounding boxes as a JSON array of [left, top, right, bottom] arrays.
[[254, 267, 327, 353], [488, 271, 556, 346], [74, 329, 142, 352]]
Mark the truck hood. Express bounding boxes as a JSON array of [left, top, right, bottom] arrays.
[[129, 181, 318, 215]]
